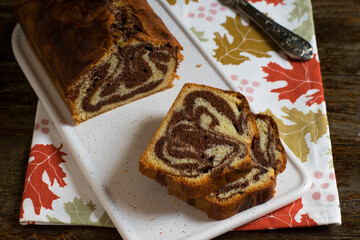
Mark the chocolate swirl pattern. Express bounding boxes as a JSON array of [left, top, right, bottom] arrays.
[[139, 83, 257, 199], [189, 114, 287, 220], [73, 42, 177, 117], [155, 90, 253, 178]]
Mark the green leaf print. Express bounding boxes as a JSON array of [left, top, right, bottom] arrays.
[[288, 0, 315, 42], [46, 197, 114, 227], [190, 27, 208, 42], [46, 215, 64, 224]]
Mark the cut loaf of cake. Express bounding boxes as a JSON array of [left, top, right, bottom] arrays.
[[139, 83, 258, 199], [14, 0, 183, 124], [185, 114, 287, 220]]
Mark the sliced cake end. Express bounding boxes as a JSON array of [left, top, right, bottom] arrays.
[[139, 83, 258, 199]]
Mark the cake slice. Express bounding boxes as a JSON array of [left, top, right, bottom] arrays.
[[14, 0, 183, 124], [185, 114, 287, 220], [139, 83, 258, 199]]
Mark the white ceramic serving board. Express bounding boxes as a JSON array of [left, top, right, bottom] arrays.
[[12, 1, 311, 239]]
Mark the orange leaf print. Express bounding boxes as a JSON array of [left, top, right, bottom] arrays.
[[235, 198, 317, 230], [20, 144, 67, 218], [263, 55, 324, 106]]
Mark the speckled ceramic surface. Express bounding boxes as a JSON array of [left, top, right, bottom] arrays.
[[12, 1, 312, 239]]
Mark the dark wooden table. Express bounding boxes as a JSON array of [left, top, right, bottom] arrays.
[[1, 0, 359, 239]]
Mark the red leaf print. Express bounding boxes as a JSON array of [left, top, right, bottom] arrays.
[[235, 198, 317, 230], [248, 0, 285, 6], [20, 144, 67, 218], [263, 55, 324, 106]]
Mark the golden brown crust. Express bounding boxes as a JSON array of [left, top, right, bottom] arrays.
[[139, 83, 258, 199], [14, 0, 113, 92], [192, 178, 276, 220], [14, 0, 182, 93], [122, 0, 181, 47]]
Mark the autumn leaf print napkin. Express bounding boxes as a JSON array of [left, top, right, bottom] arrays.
[[20, 102, 114, 227], [20, 0, 341, 230]]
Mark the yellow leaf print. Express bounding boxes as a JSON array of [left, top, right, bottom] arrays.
[[263, 107, 328, 162], [213, 15, 277, 65], [166, 0, 198, 5]]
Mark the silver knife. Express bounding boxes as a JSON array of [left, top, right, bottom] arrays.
[[219, 0, 314, 61]]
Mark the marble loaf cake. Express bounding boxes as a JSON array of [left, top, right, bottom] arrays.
[[14, 0, 183, 124], [186, 114, 287, 220], [139, 83, 259, 199]]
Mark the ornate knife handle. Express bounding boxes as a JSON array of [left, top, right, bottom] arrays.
[[219, 0, 313, 61]]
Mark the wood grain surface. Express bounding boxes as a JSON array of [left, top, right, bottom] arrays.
[[1, 0, 359, 239]]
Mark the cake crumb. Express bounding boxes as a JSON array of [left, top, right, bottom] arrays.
[[196, 64, 202, 68]]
